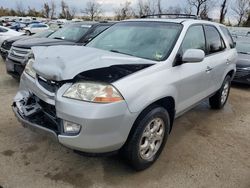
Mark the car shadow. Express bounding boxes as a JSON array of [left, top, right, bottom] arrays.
[[231, 82, 250, 90]]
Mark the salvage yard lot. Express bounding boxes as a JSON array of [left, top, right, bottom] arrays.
[[0, 57, 249, 188]]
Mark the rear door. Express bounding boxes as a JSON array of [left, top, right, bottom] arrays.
[[203, 25, 232, 91]]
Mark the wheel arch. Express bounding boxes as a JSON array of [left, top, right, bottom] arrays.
[[128, 96, 176, 139], [226, 69, 235, 80]]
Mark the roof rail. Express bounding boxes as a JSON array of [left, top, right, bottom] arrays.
[[141, 14, 199, 19]]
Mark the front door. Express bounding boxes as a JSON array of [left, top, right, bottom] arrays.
[[175, 25, 212, 113]]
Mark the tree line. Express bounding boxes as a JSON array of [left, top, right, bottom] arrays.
[[0, 0, 249, 26]]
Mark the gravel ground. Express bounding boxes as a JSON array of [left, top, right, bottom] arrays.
[[0, 58, 249, 188]]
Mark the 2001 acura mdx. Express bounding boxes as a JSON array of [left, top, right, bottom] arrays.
[[12, 17, 237, 170]]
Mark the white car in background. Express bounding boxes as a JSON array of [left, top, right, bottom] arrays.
[[0, 26, 24, 46], [23, 23, 49, 35]]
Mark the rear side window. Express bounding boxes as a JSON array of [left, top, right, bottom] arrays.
[[220, 26, 235, 48], [181, 25, 206, 53], [204, 25, 226, 54], [40, 24, 48, 28]]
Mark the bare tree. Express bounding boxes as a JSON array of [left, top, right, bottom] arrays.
[[166, 6, 183, 14], [200, 2, 209, 19], [50, 0, 56, 19], [232, 0, 249, 26], [187, 0, 208, 15], [59, 0, 75, 19], [183, 5, 193, 14], [114, 1, 134, 20], [83, 0, 102, 21], [219, 0, 228, 23], [157, 0, 162, 14], [59, 0, 67, 18], [43, 2, 51, 18], [137, 0, 156, 17], [16, 1, 26, 16], [244, 11, 250, 26], [70, 7, 77, 19]]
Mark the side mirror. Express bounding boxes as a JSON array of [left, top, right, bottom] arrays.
[[182, 49, 205, 63]]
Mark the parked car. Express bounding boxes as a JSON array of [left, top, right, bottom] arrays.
[[12, 17, 237, 170], [9, 22, 26, 31], [233, 37, 250, 84], [6, 21, 114, 78], [0, 30, 55, 60], [0, 26, 24, 46], [23, 23, 49, 35]]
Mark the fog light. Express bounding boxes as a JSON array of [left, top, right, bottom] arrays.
[[63, 121, 81, 134]]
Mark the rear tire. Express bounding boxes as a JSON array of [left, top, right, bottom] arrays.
[[120, 105, 170, 171], [209, 75, 231, 109]]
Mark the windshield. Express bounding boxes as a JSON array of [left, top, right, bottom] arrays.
[[33, 30, 54, 38], [48, 24, 91, 42], [87, 22, 182, 61], [236, 41, 250, 54]]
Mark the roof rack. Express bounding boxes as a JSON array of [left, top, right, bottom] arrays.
[[141, 14, 199, 19]]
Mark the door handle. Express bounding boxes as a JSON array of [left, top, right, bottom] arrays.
[[206, 66, 213, 72]]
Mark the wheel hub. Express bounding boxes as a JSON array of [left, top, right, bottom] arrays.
[[139, 118, 165, 161]]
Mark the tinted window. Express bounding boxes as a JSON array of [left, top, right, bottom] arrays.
[[39, 24, 48, 28], [30, 24, 38, 28], [181, 25, 206, 53], [220, 26, 235, 48], [87, 22, 182, 61], [204, 25, 226, 54], [0, 27, 8, 32]]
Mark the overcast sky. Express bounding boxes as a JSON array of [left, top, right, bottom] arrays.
[[0, 0, 236, 20]]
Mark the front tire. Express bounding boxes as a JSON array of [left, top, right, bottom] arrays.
[[209, 75, 231, 109], [121, 105, 170, 171]]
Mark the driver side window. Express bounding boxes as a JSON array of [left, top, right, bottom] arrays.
[[181, 25, 206, 54]]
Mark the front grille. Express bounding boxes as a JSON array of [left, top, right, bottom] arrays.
[[37, 76, 63, 93], [1, 41, 13, 51], [8, 46, 31, 63], [235, 68, 250, 79]]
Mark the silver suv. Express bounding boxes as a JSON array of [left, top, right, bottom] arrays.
[[12, 17, 237, 170]]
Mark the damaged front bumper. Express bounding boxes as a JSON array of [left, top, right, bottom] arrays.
[[12, 100, 58, 141], [13, 73, 138, 153]]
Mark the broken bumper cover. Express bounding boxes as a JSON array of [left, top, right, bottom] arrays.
[[13, 74, 138, 153], [12, 103, 58, 141]]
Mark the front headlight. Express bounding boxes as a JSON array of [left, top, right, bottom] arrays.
[[24, 51, 36, 78], [24, 58, 36, 78], [63, 82, 124, 103]]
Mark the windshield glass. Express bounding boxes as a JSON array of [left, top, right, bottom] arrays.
[[236, 41, 250, 54], [33, 30, 54, 38], [48, 24, 91, 42], [87, 22, 182, 61]]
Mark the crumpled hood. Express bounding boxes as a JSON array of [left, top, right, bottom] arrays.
[[32, 45, 156, 81], [237, 53, 250, 68], [13, 38, 75, 48]]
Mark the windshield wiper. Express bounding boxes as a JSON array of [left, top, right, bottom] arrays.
[[110, 49, 132, 56], [238, 51, 250, 55], [53, 37, 64, 40]]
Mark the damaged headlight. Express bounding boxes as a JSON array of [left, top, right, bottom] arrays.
[[63, 82, 124, 103], [24, 51, 36, 78]]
